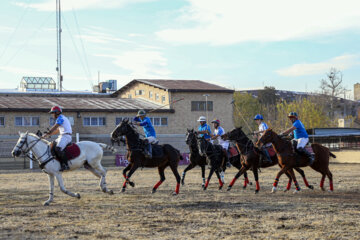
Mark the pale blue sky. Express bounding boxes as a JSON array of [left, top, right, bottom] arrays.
[[0, 0, 360, 98]]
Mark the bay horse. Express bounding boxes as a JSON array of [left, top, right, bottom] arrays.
[[256, 129, 335, 193], [182, 129, 251, 189], [111, 118, 182, 195], [11, 132, 115, 206], [197, 136, 228, 190], [222, 127, 313, 193]]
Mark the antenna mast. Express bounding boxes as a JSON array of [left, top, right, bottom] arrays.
[[56, 0, 63, 91]]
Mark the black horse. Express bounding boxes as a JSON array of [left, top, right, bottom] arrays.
[[222, 127, 314, 193], [181, 129, 251, 189], [197, 135, 228, 190], [111, 118, 182, 195]]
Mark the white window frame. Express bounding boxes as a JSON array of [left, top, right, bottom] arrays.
[[155, 93, 159, 101], [15, 116, 40, 126], [149, 117, 168, 126], [83, 117, 106, 126], [149, 91, 153, 99]]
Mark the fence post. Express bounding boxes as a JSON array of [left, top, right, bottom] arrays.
[[29, 151, 33, 170], [76, 133, 79, 142]]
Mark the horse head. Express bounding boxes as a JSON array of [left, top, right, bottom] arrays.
[[256, 128, 276, 148], [197, 136, 209, 157], [12, 131, 30, 157], [111, 118, 132, 140], [224, 127, 247, 142], [185, 129, 197, 146]]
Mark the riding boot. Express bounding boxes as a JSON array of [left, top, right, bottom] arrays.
[[144, 141, 152, 159], [261, 147, 272, 164], [55, 147, 69, 171], [298, 147, 315, 165]]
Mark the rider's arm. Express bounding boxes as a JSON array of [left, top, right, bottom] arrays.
[[281, 126, 296, 136], [43, 124, 60, 138]]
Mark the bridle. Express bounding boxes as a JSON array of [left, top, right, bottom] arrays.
[[15, 133, 54, 169]]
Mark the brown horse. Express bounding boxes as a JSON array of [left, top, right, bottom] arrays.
[[111, 118, 182, 195], [222, 127, 313, 193], [256, 129, 335, 193]]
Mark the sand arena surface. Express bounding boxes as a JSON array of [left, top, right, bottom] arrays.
[[0, 163, 359, 240]]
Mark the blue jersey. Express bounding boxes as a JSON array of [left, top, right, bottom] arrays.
[[134, 117, 156, 138], [293, 119, 308, 139], [198, 123, 211, 139]]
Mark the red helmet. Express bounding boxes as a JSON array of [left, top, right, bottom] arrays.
[[49, 106, 62, 114], [211, 119, 220, 125]]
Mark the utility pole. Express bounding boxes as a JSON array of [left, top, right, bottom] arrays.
[[56, 0, 63, 91], [203, 94, 210, 121]]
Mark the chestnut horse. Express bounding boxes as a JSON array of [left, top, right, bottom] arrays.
[[222, 127, 313, 193], [257, 129, 335, 193], [111, 119, 182, 195]]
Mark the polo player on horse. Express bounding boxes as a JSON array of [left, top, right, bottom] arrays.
[[42, 106, 72, 171]]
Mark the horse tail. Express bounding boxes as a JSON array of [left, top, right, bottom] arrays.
[[329, 152, 336, 158], [98, 143, 117, 154]]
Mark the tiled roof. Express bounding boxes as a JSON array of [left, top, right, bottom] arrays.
[[0, 95, 171, 113], [113, 79, 234, 96]]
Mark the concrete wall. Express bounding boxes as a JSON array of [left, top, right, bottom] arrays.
[[119, 82, 170, 105]]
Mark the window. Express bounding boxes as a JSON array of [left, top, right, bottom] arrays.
[[155, 93, 159, 101], [135, 90, 145, 96], [0, 117, 4, 126], [83, 117, 106, 126], [15, 116, 40, 126], [149, 117, 168, 126], [149, 91, 153, 99], [162, 96, 166, 103], [191, 101, 213, 111]]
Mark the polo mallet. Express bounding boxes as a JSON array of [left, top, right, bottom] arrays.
[[230, 99, 253, 133]]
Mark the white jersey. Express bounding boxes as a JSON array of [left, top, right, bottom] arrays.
[[213, 126, 229, 150], [55, 114, 72, 135], [258, 122, 271, 147]]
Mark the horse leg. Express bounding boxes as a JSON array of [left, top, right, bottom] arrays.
[[92, 163, 114, 195], [201, 165, 206, 189], [215, 170, 224, 190], [227, 166, 248, 191], [122, 164, 135, 187], [294, 167, 313, 190], [122, 163, 139, 193], [152, 166, 166, 194], [326, 169, 333, 192], [55, 173, 80, 199], [204, 167, 215, 191], [181, 163, 195, 186], [320, 174, 326, 191], [272, 166, 290, 193], [288, 168, 301, 193], [243, 171, 250, 189], [283, 172, 293, 192], [252, 168, 260, 194], [169, 162, 181, 195], [44, 174, 54, 206]]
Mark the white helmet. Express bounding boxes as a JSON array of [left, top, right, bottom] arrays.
[[197, 116, 206, 122]]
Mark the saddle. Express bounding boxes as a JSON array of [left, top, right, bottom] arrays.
[[50, 142, 81, 162], [265, 146, 276, 157], [151, 144, 164, 158], [227, 146, 239, 158]]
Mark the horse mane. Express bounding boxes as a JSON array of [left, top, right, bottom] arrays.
[[28, 133, 51, 144]]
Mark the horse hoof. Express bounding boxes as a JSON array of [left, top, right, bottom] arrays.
[[293, 189, 300, 194], [328, 190, 333, 193], [227, 186, 232, 191], [129, 182, 135, 187], [219, 185, 223, 190], [203, 187, 207, 191], [249, 182, 253, 186], [109, 190, 114, 195], [243, 185, 247, 189], [254, 190, 259, 194], [172, 192, 178, 196], [43, 202, 50, 206], [271, 187, 277, 193], [121, 188, 126, 193], [321, 187, 325, 191], [308, 185, 314, 190], [152, 189, 157, 194], [76, 193, 81, 199]]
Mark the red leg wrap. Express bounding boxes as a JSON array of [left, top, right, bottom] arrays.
[[175, 183, 180, 194], [229, 178, 237, 187], [286, 179, 292, 190], [273, 178, 279, 187], [153, 180, 163, 190], [243, 179, 247, 188], [330, 180, 333, 191], [245, 177, 249, 184], [218, 178, 224, 187], [255, 181, 260, 191], [320, 177, 325, 188], [205, 180, 209, 188], [122, 180, 127, 188]]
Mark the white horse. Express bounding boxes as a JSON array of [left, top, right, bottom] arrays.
[[11, 132, 116, 206]]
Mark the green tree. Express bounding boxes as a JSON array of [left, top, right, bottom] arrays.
[[233, 92, 261, 131]]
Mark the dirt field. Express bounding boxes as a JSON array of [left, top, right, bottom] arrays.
[[0, 163, 359, 240]]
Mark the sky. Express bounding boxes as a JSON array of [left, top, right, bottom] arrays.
[[0, 0, 360, 98]]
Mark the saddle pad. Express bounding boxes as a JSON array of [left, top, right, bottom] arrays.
[[228, 146, 239, 158], [266, 146, 276, 157], [305, 146, 314, 154], [64, 143, 81, 161], [152, 144, 164, 158]]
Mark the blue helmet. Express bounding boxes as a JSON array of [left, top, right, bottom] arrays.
[[253, 114, 264, 120]]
